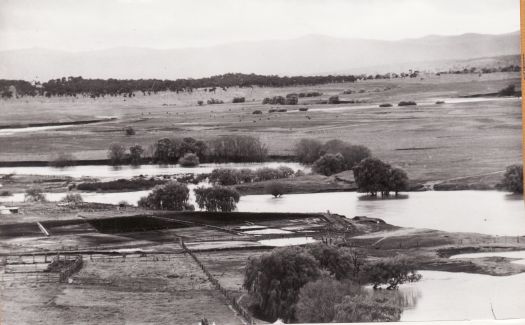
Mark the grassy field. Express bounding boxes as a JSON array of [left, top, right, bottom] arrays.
[[0, 72, 521, 184]]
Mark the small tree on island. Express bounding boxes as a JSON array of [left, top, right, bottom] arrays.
[[137, 182, 192, 210], [500, 164, 523, 194], [353, 158, 409, 196], [266, 182, 286, 197], [194, 186, 240, 212]]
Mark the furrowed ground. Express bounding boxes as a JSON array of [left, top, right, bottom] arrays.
[[0, 72, 521, 183]]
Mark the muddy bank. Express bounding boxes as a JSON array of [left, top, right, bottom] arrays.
[[0, 117, 117, 130]]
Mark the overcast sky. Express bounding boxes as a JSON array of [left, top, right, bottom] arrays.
[[0, 0, 520, 51]]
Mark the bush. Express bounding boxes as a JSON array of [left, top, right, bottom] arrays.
[[207, 98, 224, 104], [197, 100, 204, 106], [232, 97, 245, 103], [500, 164, 523, 194], [252, 110, 263, 115], [125, 126, 135, 136], [333, 291, 402, 322], [255, 167, 280, 181], [194, 186, 240, 212], [266, 182, 286, 197], [398, 101, 417, 106], [298, 91, 322, 97], [435, 100, 445, 104], [238, 168, 256, 183], [295, 279, 361, 323], [379, 103, 393, 107], [108, 143, 126, 165], [179, 153, 200, 167], [328, 96, 340, 104], [137, 182, 191, 210], [363, 256, 422, 290], [243, 247, 321, 323], [24, 187, 47, 202], [209, 168, 240, 185], [295, 138, 323, 164], [285, 96, 298, 105], [0, 190, 13, 196], [498, 84, 517, 96], [49, 152, 76, 168], [60, 193, 84, 205], [277, 108, 287, 112], [321, 139, 372, 170], [262, 96, 285, 105], [312, 153, 346, 176], [298, 107, 308, 111]]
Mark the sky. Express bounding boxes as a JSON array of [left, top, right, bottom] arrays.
[[0, 0, 520, 51]]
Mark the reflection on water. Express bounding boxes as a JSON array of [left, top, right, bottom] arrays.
[[450, 250, 525, 265], [0, 162, 308, 180], [238, 191, 525, 236], [399, 271, 525, 321]]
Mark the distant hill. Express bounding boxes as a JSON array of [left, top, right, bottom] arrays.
[[0, 31, 519, 80]]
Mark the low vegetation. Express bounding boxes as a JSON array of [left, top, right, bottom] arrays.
[[232, 97, 245, 103], [77, 178, 165, 191], [379, 103, 393, 107], [137, 182, 194, 210], [500, 164, 523, 194], [49, 152, 76, 168], [24, 187, 47, 202], [398, 101, 417, 106], [208, 166, 296, 186], [178, 153, 200, 167], [194, 186, 240, 212], [59, 193, 84, 205]]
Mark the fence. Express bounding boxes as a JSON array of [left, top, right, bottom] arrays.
[[180, 238, 255, 325], [0, 254, 83, 284]]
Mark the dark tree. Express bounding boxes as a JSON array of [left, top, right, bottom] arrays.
[[107, 143, 127, 165], [179, 153, 200, 167], [500, 164, 523, 194], [363, 256, 422, 290], [312, 153, 346, 176], [388, 167, 409, 195], [129, 144, 144, 165], [266, 182, 286, 197], [194, 186, 240, 212], [137, 182, 192, 210], [353, 158, 392, 196]]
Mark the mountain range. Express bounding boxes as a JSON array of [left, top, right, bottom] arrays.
[[0, 31, 519, 80]]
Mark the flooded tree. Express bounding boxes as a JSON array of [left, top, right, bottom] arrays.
[[266, 182, 286, 197], [107, 143, 126, 165], [500, 164, 523, 194], [364, 256, 422, 290], [194, 186, 240, 212], [129, 144, 144, 165]]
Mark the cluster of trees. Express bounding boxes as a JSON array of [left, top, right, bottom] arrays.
[[437, 64, 520, 76], [208, 166, 297, 186], [243, 244, 420, 323], [262, 95, 297, 105], [353, 158, 409, 196], [500, 164, 523, 194], [0, 73, 359, 99], [137, 182, 242, 212], [76, 178, 165, 191], [296, 139, 371, 176]]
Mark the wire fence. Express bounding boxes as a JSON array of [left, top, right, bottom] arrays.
[[0, 254, 83, 284], [180, 238, 255, 325]]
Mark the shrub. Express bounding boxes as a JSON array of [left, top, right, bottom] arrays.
[[60, 193, 84, 205], [178, 153, 200, 167], [295, 138, 323, 164], [129, 144, 144, 165], [277, 108, 287, 112], [328, 96, 340, 104], [209, 168, 240, 186], [255, 167, 280, 181], [500, 164, 523, 194], [262, 96, 285, 105], [197, 100, 204, 106], [379, 103, 393, 107], [321, 139, 372, 170], [77, 178, 165, 191], [312, 153, 346, 176], [137, 182, 191, 211], [295, 279, 361, 323], [108, 143, 126, 165], [298, 107, 308, 111], [232, 97, 245, 103], [0, 190, 13, 196], [276, 166, 294, 178], [363, 256, 422, 290], [266, 182, 286, 197], [24, 187, 46, 202], [243, 247, 321, 323], [125, 126, 135, 136], [252, 110, 263, 115], [398, 101, 417, 106], [333, 291, 403, 322], [285, 96, 298, 105], [435, 100, 445, 104], [498, 84, 517, 96], [49, 152, 75, 168], [194, 186, 240, 212], [207, 98, 224, 104], [238, 168, 256, 183]]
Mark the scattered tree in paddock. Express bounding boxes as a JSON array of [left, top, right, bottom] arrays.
[[312, 153, 346, 176], [500, 164, 523, 194], [124, 126, 135, 136], [498, 84, 519, 97], [194, 186, 240, 212], [379, 103, 393, 107], [178, 153, 200, 167], [107, 143, 127, 165], [24, 187, 47, 202], [207, 98, 224, 104], [252, 110, 263, 115], [397, 101, 417, 106], [266, 182, 286, 197], [197, 100, 204, 106], [129, 144, 144, 165], [328, 96, 340, 104], [137, 182, 192, 211], [232, 97, 245, 103], [243, 247, 321, 323]]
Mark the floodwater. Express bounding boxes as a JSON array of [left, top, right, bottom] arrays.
[[399, 271, 525, 321], [0, 162, 308, 180], [258, 237, 317, 247], [238, 191, 525, 236]]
